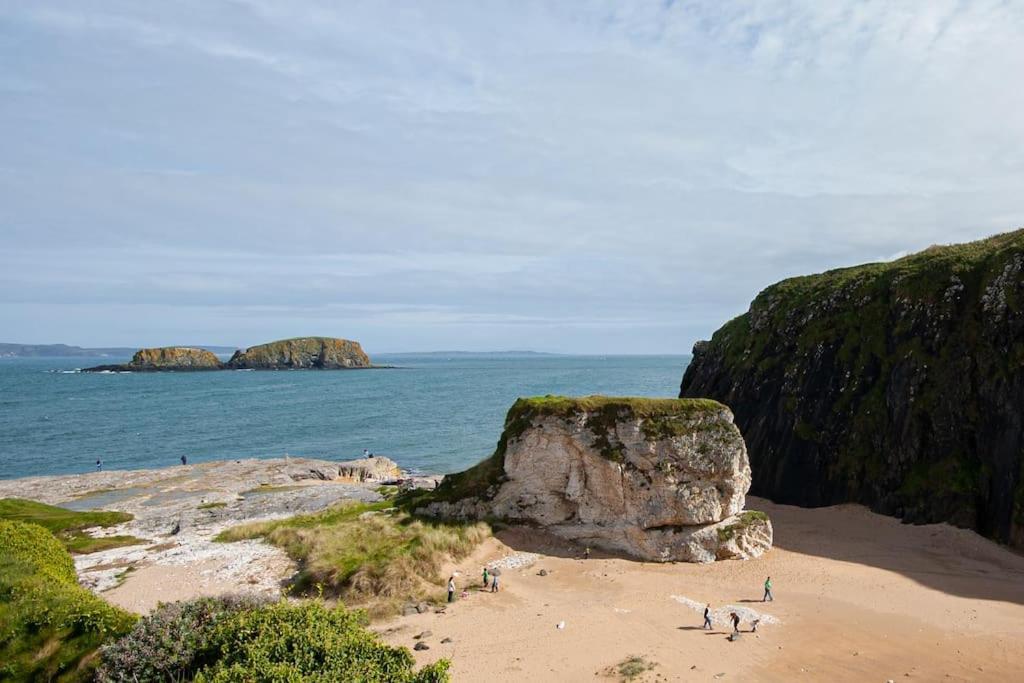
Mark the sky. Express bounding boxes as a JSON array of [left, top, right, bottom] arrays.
[[2, 1, 1023, 354]]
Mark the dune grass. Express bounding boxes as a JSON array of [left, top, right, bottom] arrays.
[[0, 498, 147, 555], [216, 499, 490, 617]]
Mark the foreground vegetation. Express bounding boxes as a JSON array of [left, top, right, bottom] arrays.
[[0, 498, 147, 555], [97, 597, 448, 683], [0, 519, 136, 681], [216, 499, 489, 617], [2, 516, 451, 681]]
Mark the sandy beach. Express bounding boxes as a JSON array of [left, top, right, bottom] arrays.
[[378, 496, 1024, 682], [4, 463, 1022, 680]]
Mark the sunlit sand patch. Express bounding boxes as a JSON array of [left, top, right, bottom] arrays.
[[671, 594, 780, 626]]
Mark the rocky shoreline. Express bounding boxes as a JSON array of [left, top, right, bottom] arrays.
[[0, 456, 438, 611]]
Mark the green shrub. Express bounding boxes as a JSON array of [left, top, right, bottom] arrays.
[[95, 595, 269, 682], [0, 520, 136, 682], [192, 600, 449, 682]]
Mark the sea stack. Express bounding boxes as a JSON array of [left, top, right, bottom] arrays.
[[680, 229, 1024, 549], [83, 347, 223, 372], [226, 337, 371, 369], [416, 396, 773, 563]]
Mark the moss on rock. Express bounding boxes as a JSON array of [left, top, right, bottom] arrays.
[[227, 337, 371, 369], [415, 396, 730, 506], [681, 228, 1024, 547]]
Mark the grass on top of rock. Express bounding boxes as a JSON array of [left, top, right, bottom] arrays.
[[0, 498, 148, 554], [506, 395, 726, 423], [215, 500, 489, 618], [716, 510, 769, 543], [0, 519, 136, 681], [410, 395, 731, 506]]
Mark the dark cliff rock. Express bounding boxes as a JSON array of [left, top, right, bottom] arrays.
[[226, 337, 371, 370], [679, 229, 1024, 549], [84, 347, 224, 372]]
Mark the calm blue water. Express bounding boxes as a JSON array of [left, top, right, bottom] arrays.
[[0, 354, 689, 480]]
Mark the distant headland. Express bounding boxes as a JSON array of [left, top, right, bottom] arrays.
[[0, 343, 237, 358], [82, 336, 373, 372]]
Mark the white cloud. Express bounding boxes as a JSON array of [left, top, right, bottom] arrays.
[[1, 1, 1023, 351]]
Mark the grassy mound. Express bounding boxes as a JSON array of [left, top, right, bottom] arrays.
[[216, 500, 489, 617], [0, 519, 136, 681], [0, 498, 147, 555]]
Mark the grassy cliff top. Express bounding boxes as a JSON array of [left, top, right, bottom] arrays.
[[241, 336, 361, 349], [706, 228, 1024, 364], [757, 228, 1023, 308], [506, 395, 726, 420]]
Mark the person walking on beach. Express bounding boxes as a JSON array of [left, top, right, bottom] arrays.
[[763, 576, 773, 602], [482, 567, 489, 588], [703, 604, 713, 630], [180, 455, 187, 466], [730, 612, 740, 634], [96, 458, 102, 471], [584, 546, 591, 560], [491, 574, 500, 592], [447, 576, 456, 603]]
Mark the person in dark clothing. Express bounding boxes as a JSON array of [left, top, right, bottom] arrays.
[[703, 604, 713, 630], [181, 455, 187, 466], [96, 459, 102, 471], [731, 612, 740, 633]]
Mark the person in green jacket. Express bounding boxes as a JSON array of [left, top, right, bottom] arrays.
[[482, 567, 489, 588], [763, 576, 773, 602]]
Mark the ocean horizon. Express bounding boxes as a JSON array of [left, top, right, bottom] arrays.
[[0, 353, 690, 480]]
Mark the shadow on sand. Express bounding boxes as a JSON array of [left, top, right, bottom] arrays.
[[751, 496, 1024, 605], [488, 498, 1024, 606]]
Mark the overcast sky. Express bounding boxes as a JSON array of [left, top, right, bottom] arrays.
[[2, 1, 1023, 354]]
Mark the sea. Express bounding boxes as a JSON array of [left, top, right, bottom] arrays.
[[0, 354, 690, 480]]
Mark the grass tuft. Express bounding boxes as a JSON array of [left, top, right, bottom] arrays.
[[0, 498, 147, 554], [217, 500, 490, 618]]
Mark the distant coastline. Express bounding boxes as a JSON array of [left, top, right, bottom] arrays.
[[0, 343, 237, 358]]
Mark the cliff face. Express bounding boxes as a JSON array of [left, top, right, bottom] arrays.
[[680, 230, 1024, 548], [227, 337, 371, 370], [129, 347, 223, 370], [416, 396, 773, 563]]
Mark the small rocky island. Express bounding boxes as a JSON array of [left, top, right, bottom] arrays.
[[227, 337, 371, 369], [83, 336, 372, 372], [415, 395, 773, 563]]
